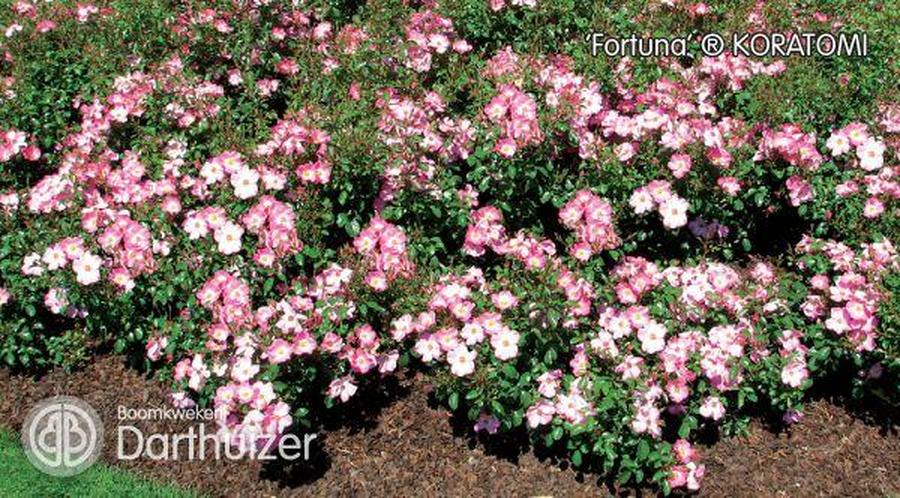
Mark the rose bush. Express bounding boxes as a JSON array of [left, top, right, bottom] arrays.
[[1, 0, 897, 492]]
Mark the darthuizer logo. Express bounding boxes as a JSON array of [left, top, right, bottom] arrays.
[[21, 396, 104, 476]]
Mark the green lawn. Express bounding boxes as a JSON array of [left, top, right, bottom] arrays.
[[0, 431, 198, 498]]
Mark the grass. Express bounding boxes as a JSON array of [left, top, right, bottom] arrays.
[[0, 430, 198, 498]]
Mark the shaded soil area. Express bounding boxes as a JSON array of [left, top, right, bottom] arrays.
[[1, 356, 898, 497]]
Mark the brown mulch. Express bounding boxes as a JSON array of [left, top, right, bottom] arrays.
[[701, 399, 900, 497], [1, 356, 898, 497]]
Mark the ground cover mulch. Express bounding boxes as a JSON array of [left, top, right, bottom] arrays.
[[1, 356, 898, 497]]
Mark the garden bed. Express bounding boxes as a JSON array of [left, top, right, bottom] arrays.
[[2, 0, 900, 494], [2, 356, 897, 497]]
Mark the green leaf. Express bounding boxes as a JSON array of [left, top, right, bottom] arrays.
[[637, 440, 650, 460], [551, 426, 564, 441], [678, 415, 697, 439], [543, 349, 556, 365]]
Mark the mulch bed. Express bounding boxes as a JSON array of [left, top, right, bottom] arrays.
[[1, 356, 898, 497]]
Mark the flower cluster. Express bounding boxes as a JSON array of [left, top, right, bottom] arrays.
[[183, 207, 244, 256], [785, 175, 814, 207], [463, 206, 507, 257], [556, 268, 595, 319], [214, 381, 294, 452], [558, 190, 621, 261], [95, 213, 158, 291], [797, 236, 898, 351], [240, 196, 301, 266], [526, 371, 596, 427], [826, 123, 884, 170], [403, 10, 471, 73], [0, 129, 29, 162], [256, 116, 332, 185], [25, 237, 106, 287], [611, 257, 663, 304], [373, 89, 476, 209], [484, 84, 543, 157], [394, 269, 522, 374], [198, 151, 258, 199], [826, 123, 896, 219], [196, 271, 253, 331], [489, 0, 537, 12], [26, 172, 74, 214], [629, 180, 690, 229], [757, 124, 824, 171], [668, 439, 705, 491], [353, 217, 414, 290]]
